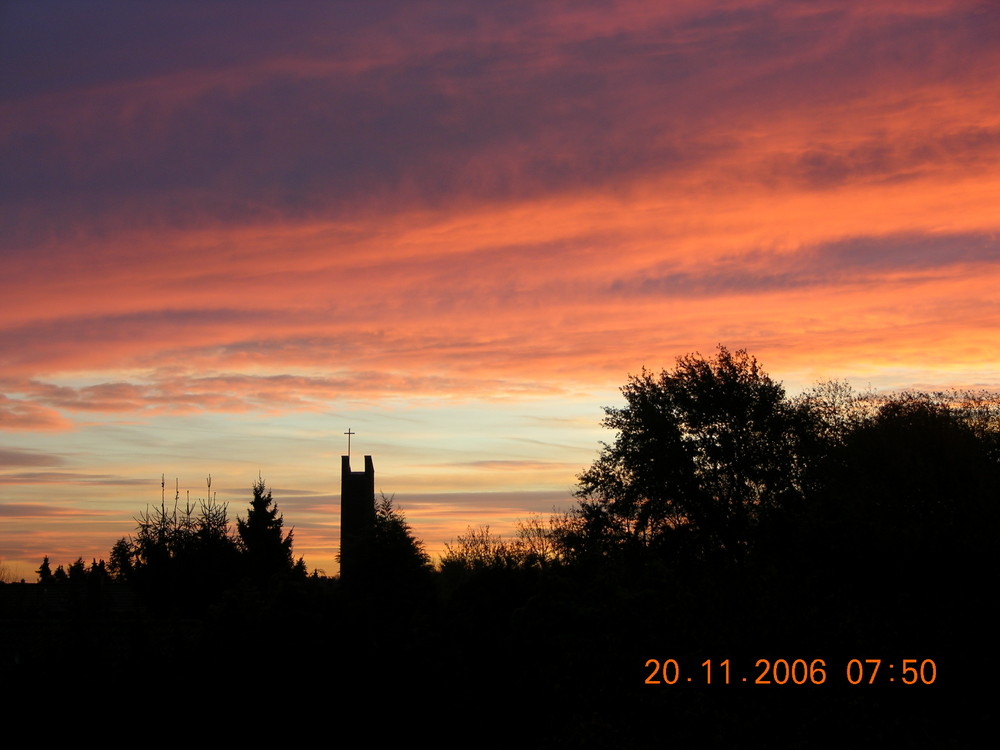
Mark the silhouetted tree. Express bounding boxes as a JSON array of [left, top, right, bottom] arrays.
[[351, 493, 433, 605], [108, 537, 134, 581], [372, 493, 431, 575], [67, 557, 86, 584], [440, 515, 571, 580], [574, 346, 807, 561], [441, 525, 517, 572], [102, 477, 243, 610], [37, 556, 53, 584], [88, 558, 109, 581], [237, 476, 294, 580], [814, 391, 999, 574]]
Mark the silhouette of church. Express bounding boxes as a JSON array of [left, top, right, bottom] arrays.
[[340, 454, 374, 580]]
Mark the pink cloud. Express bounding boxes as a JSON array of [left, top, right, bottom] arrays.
[[2, 0, 1000, 422], [0, 395, 72, 431]]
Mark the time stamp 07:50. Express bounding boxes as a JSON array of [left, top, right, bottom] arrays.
[[644, 658, 937, 686]]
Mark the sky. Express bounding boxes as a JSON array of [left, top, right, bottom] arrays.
[[2, 0, 999, 578]]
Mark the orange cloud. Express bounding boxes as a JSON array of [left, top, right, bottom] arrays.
[[0, 395, 72, 431]]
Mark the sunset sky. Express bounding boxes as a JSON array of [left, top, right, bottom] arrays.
[[3, 1, 999, 578]]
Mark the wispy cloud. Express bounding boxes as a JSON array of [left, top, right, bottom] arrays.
[[0, 503, 112, 518], [0, 395, 72, 431], [0, 447, 66, 468], [0, 471, 148, 486]]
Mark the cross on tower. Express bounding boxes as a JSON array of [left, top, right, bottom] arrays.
[[344, 428, 355, 457]]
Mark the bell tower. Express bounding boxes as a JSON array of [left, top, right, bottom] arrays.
[[340, 453, 375, 581]]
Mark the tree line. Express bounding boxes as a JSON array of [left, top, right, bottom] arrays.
[[427, 347, 994, 744], [33, 345, 999, 593], [442, 345, 999, 578], [34, 474, 304, 611], [12, 345, 991, 743]]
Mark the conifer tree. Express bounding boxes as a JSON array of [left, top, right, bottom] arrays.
[[372, 492, 432, 576], [37, 556, 53, 584], [237, 476, 294, 580]]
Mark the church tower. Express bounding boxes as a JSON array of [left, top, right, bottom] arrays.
[[340, 454, 375, 581]]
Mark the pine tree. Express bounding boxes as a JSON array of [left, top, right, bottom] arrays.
[[372, 492, 432, 577], [37, 556, 53, 584], [237, 476, 294, 580], [109, 538, 134, 581]]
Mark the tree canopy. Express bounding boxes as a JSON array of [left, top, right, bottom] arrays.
[[574, 346, 808, 560]]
